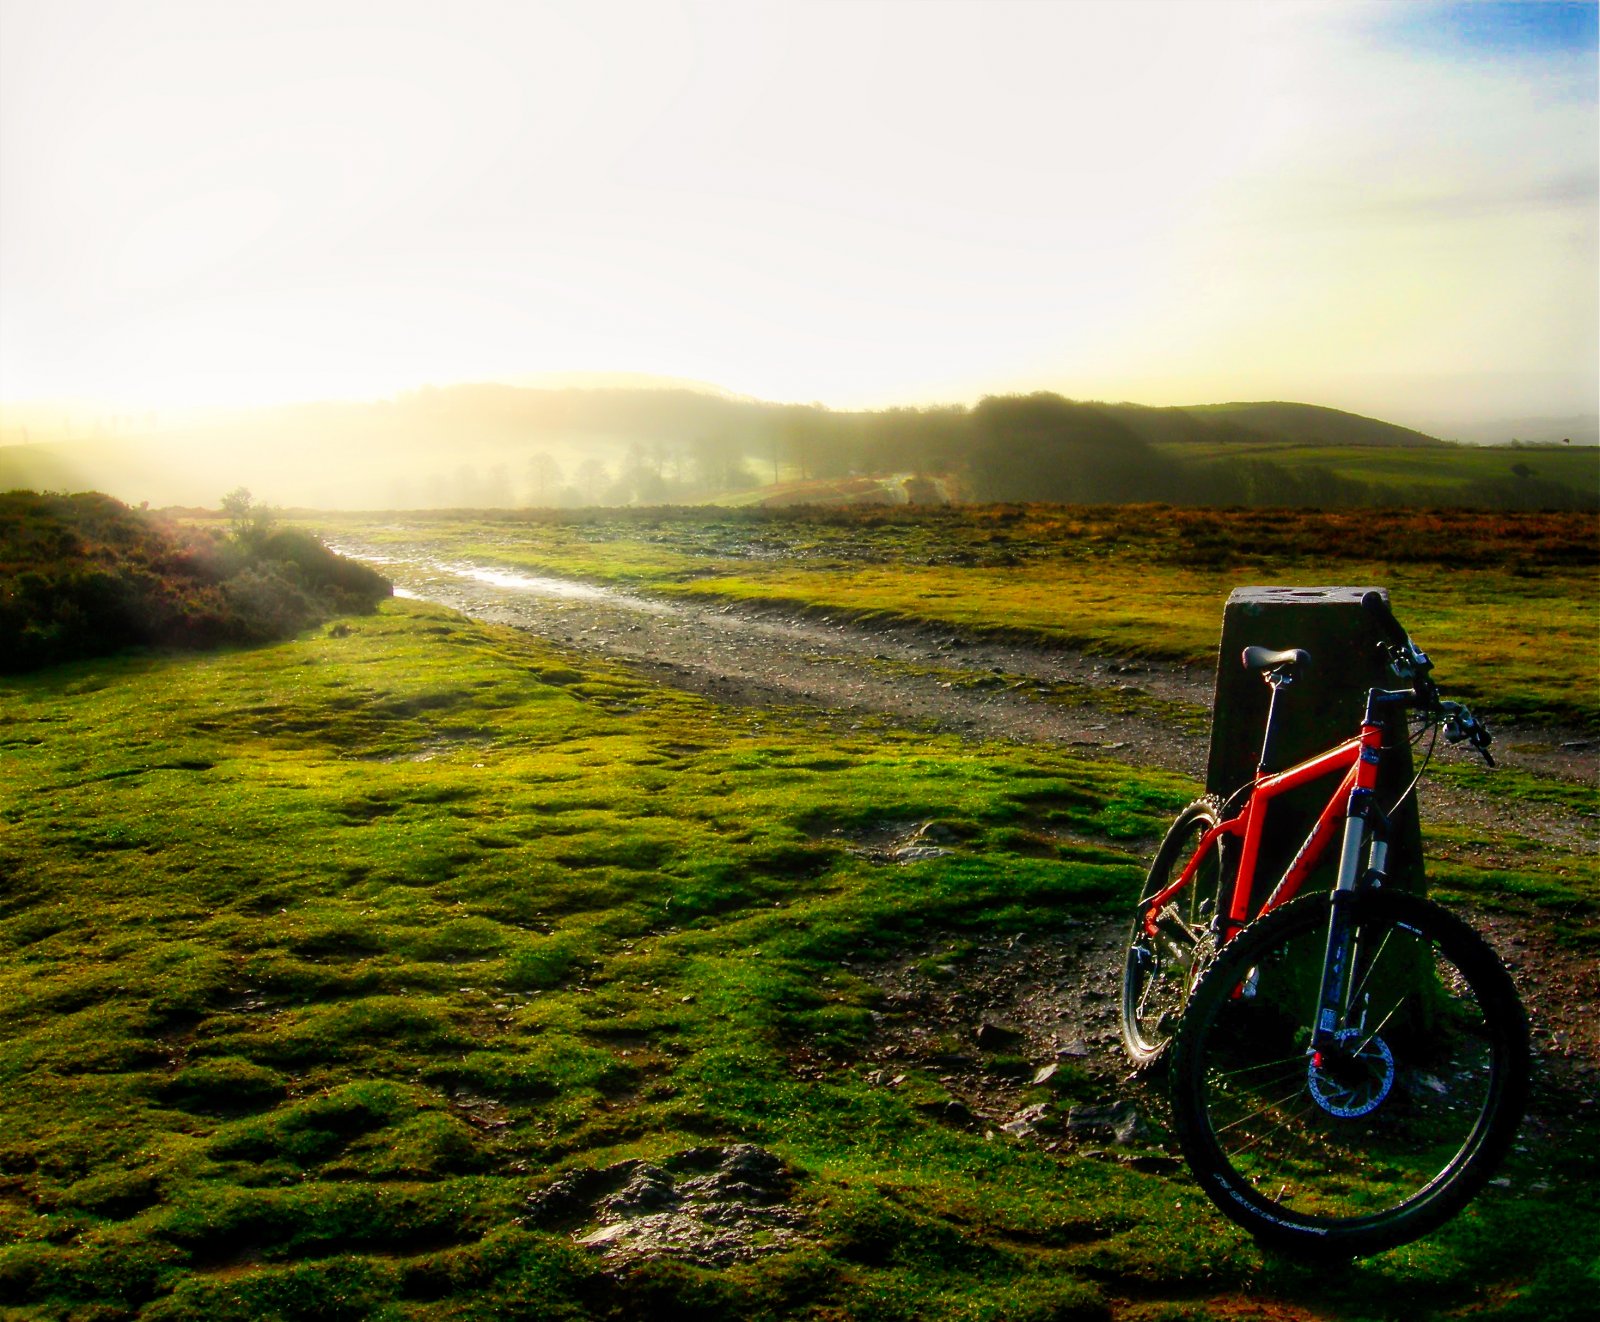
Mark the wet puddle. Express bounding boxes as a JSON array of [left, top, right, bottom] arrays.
[[331, 546, 673, 615], [457, 564, 617, 600]]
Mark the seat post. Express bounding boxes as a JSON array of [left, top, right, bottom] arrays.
[[1258, 670, 1292, 776]]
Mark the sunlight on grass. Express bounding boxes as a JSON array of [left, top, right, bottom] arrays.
[[1, 593, 1593, 1318]]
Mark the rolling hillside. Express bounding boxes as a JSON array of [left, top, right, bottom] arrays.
[[3, 385, 1593, 511], [1145, 400, 1446, 447]]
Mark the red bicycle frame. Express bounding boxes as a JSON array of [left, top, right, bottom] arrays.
[[1142, 716, 1386, 945]]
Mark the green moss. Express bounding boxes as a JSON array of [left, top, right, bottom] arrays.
[[0, 593, 1592, 1319]]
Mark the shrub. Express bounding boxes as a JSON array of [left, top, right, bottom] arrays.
[[0, 490, 391, 672]]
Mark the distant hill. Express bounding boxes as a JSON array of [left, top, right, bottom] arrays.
[[1141, 401, 1446, 448]]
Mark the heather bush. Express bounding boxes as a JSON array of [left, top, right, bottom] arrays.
[[0, 490, 391, 672]]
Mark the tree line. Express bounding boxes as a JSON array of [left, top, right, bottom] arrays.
[[382, 392, 1595, 511]]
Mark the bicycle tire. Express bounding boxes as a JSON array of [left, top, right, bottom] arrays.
[[1170, 890, 1528, 1256], [1121, 796, 1229, 1070]]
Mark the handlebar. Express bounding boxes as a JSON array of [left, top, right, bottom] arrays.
[[1361, 591, 1494, 766]]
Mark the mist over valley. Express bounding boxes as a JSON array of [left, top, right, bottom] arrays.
[[3, 383, 1594, 513]]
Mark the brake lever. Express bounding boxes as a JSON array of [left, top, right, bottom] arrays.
[[1440, 701, 1496, 767], [1472, 725, 1496, 768]]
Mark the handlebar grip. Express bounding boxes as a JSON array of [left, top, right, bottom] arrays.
[[1361, 590, 1409, 646]]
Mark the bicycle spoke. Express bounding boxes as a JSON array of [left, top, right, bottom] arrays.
[[1345, 924, 1395, 1012], [1212, 1080, 1317, 1141], [1354, 997, 1404, 1058], [1204, 1051, 1304, 1084], [1222, 1099, 1323, 1161]]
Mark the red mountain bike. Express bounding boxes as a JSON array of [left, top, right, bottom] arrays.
[[1120, 593, 1528, 1256]]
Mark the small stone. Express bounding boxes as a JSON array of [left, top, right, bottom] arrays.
[[1032, 1063, 1059, 1086], [975, 1021, 1023, 1050], [915, 1096, 973, 1124], [1066, 1100, 1156, 1146]]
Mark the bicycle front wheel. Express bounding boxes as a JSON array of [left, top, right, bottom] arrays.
[[1170, 891, 1528, 1256]]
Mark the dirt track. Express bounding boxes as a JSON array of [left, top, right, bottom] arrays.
[[335, 540, 1597, 856], [337, 539, 1597, 1178]]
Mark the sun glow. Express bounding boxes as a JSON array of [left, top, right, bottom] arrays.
[[1, 0, 1594, 434]]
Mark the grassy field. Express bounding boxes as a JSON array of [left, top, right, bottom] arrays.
[[2, 581, 1596, 1318], [1152, 441, 1599, 497], [310, 506, 1599, 731]]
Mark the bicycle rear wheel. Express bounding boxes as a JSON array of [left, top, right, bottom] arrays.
[[1170, 891, 1528, 1256], [1121, 796, 1228, 1069]]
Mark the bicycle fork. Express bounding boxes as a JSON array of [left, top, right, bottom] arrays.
[[1312, 745, 1391, 1052]]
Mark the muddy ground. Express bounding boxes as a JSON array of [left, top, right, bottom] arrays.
[[340, 540, 1597, 1197]]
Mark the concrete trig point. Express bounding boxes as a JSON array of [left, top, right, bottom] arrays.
[[1206, 586, 1425, 896]]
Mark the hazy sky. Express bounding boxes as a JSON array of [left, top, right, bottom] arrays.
[[1, 0, 1595, 433]]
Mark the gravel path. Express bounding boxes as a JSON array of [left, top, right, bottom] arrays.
[[337, 539, 1597, 1199], [336, 539, 1597, 856]]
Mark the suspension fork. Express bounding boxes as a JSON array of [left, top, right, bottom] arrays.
[[1310, 722, 1391, 1050]]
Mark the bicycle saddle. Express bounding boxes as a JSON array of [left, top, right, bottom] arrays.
[[1241, 646, 1310, 673]]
